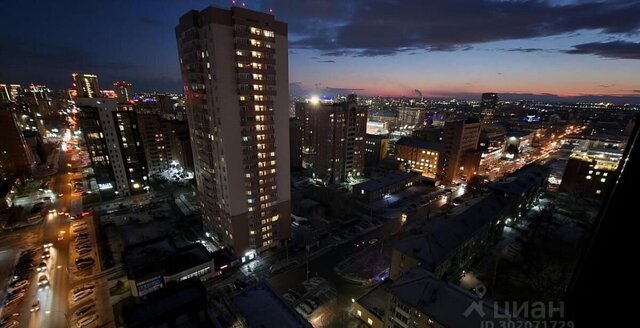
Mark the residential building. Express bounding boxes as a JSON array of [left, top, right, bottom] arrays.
[[289, 117, 303, 168], [390, 165, 547, 281], [295, 95, 367, 183], [76, 98, 148, 198], [437, 118, 482, 183], [176, 6, 291, 258], [383, 268, 518, 328], [0, 110, 34, 178], [394, 137, 440, 179], [137, 113, 174, 174], [113, 80, 133, 102], [72, 73, 100, 98], [365, 134, 389, 165]]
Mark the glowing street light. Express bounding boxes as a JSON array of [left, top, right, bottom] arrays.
[[401, 213, 407, 224]]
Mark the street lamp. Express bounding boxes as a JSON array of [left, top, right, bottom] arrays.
[[401, 213, 407, 224]]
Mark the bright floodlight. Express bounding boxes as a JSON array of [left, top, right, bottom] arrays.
[[309, 95, 320, 104]]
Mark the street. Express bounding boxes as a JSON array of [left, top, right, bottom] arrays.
[[1, 147, 83, 328]]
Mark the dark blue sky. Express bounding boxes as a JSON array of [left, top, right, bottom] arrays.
[[1, 0, 639, 101]]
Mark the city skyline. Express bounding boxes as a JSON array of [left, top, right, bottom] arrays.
[[1, 0, 639, 102]]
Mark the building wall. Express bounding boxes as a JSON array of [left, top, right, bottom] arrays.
[[394, 144, 439, 178], [76, 98, 148, 197], [0, 111, 33, 178], [397, 107, 425, 128], [365, 134, 389, 165], [389, 249, 420, 281], [559, 157, 616, 200], [138, 113, 173, 174], [289, 118, 303, 168], [353, 302, 384, 328], [295, 99, 367, 183], [176, 7, 290, 257], [437, 120, 481, 183]]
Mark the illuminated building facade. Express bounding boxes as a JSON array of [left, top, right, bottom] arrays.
[[76, 98, 148, 199], [72, 73, 100, 98], [176, 6, 291, 258]]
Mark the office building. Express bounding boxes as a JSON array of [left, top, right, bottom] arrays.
[[480, 92, 498, 116], [365, 134, 389, 165], [176, 6, 291, 258], [76, 98, 148, 199], [295, 95, 367, 183], [113, 81, 133, 102], [437, 118, 482, 183], [72, 73, 100, 98], [137, 113, 173, 174], [0, 110, 34, 178], [394, 137, 440, 179]]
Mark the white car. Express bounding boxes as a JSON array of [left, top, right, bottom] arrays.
[[76, 314, 98, 327]]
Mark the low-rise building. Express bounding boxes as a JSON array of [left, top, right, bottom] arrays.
[[394, 137, 440, 179], [231, 282, 312, 328], [384, 268, 518, 328], [123, 237, 215, 297], [353, 171, 420, 203]]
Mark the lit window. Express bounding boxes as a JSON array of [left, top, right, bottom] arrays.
[[357, 310, 362, 317], [603, 172, 608, 177], [600, 178, 606, 182], [586, 175, 591, 179], [596, 190, 601, 194], [367, 318, 373, 325], [588, 170, 593, 174]]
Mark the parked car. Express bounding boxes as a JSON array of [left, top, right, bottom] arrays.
[[76, 314, 98, 327], [72, 283, 95, 296], [72, 289, 93, 302], [73, 304, 95, 319]]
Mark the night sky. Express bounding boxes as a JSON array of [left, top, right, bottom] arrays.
[[1, 0, 639, 101]]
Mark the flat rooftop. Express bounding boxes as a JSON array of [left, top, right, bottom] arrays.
[[123, 278, 211, 328], [231, 283, 312, 328], [355, 171, 419, 192], [395, 137, 441, 150], [390, 268, 520, 328], [123, 236, 212, 280], [357, 279, 392, 320], [395, 193, 508, 270]]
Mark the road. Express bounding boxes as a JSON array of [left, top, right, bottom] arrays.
[[4, 148, 80, 328]]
